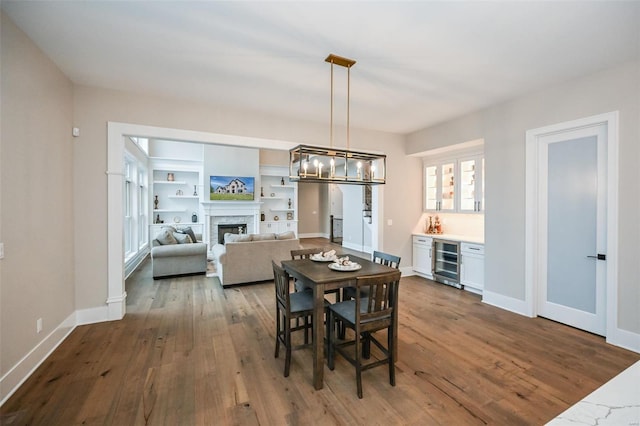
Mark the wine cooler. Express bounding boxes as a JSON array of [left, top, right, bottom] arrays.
[[432, 239, 461, 288]]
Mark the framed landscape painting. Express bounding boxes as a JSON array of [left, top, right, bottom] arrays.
[[209, 176, 255, 201]]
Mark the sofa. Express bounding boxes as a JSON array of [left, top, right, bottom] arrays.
[[151, 226, 208, 279], [212, 231, 301, 287]]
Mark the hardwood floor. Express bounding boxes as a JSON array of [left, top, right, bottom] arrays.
[[2, 239, 638, 425]]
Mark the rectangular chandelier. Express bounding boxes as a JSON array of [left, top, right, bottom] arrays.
[[289, 144, 386, 185]]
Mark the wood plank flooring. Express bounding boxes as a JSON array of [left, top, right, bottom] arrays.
[[2, 239, 638, 425]]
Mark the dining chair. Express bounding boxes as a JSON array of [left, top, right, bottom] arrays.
[[327, 270, 402, 398], [272, 260, 329, 377], [342, 251, 401, 301], [290, 248, 341, 302]]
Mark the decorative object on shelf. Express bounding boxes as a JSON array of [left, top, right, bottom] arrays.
[[193, 185, 198, 196], [288, 198, 292, 209], [155, 214, 162, 224], [261, 211, 265, 221], [154, 195, 159, 210], [288, 54, 386, 185], [191, 212, 198, 223], [260, 186, 264, 197], [281, 177, 285, 185], [173, 216, 182, 223], [274, 215, 279, 221], [286, 212, 293, 220], [270, 192, 275, 197], [176, 189, 183, 196], [167, 173, 174, 181], [434, 215, 442, 234]]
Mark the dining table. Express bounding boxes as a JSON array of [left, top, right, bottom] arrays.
[[281, 254, 399, 390]]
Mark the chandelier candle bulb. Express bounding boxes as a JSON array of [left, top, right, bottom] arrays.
[[318, 162, 323, 177], [330, 158, 335, 177]]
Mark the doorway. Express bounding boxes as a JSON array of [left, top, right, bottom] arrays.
[[525, 112, 619, 337]]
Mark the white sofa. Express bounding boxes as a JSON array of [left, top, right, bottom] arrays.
[[212, 232, 301, 287]]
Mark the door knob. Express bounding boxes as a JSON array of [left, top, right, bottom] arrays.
[[587, 254, 606, 260]]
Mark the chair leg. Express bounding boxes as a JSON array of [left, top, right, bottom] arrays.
[[274, 308, 281, 358], [304, 316, 309, 344], [327, 311, 335, 371], [284, 318, 292, 377], [362, 332, 371, 359], [355, 327, 363, 399], [389, 326, 396, 386]]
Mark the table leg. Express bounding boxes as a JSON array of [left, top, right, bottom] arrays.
[[312, 283, 325, 390]]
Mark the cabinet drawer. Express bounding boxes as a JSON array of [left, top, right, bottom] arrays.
[[413, 235, 433, 247], [461, 242, 484, 255]]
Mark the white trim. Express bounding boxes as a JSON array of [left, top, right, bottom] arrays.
[[342, 241, 373, 254], [607, 327, 640, 354], [482, 290, 532, 317], [0, 313, 76, 406], [525, 112, 619, 337], [76, 305, 111, 326], [107, 122, 301, 320], [298, 232, 329, 239]]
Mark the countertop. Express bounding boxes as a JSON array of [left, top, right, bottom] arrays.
[[413, 232, 484, 245]]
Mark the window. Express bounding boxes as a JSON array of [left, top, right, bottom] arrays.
[[124, 151, 149, 264]]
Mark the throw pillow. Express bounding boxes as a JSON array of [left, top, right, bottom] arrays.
[[276, 231, 295, 240], [156, 229, 178, 245], [162, 225, 177, 233], [252, 233, 276, 241], [173, 232, 192, 244], [177, 226, 197, 243]]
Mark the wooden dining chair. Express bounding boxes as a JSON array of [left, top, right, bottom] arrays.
[[342, 251, 401, 301], [272, 260, 328, 377], [327, 270, 402, 398], [290, 248, 341, 302]]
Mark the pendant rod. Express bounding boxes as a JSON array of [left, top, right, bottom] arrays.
[[330, 60, 334, 149]]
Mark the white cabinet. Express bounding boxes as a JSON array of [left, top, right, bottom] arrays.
[[259, 166, 297, 236], [412, 235, 433, 279], [260, 220, 298, 234], [424, 162, 456, 212], [460, 242, 484, 294], [458, 156, 484, 213], [424, 155, 484, 213]]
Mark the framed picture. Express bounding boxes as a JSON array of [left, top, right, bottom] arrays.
[[209, 176, 255, 201]]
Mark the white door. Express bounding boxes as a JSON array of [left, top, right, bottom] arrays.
[[536, 124, 607, 335]]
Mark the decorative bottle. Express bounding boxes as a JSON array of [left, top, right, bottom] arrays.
[[281, 177, 285, 185], [154, 195, 159, 210]]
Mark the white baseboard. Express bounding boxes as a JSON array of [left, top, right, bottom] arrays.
[[607, 326, 640, 354], [482, 290, 533, 317], [0, 312, 76, 406], [298, 232, 331, 239], [341, 241, 372, 254], [76, 305, 111, 326]]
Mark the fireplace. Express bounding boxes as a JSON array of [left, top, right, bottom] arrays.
[[217, 223, 247, 244], [201, 201, 261, 251]]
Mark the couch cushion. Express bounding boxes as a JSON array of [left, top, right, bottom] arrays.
[[162, 225, 178, 233], [156, 229, 178, 245], [177, 226, 197, 243], [225, 233, 252, 243], [276, 231, 296, 240], [252, 233, 276, 241], [173, 232, 192, 244]]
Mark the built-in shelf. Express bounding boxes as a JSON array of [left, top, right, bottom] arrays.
[[153, 180, 187, 185], [153, 209, 188, 213], [167, 195, 199, 199]]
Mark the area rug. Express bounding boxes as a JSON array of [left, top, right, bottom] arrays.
[[206, 260, 217, 278]]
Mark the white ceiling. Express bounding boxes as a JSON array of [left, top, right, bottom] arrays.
[[3, 1, 639, 135]]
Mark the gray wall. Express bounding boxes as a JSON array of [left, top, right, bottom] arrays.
[[407, 60, 640, 334], [1, 13, 75, 375]]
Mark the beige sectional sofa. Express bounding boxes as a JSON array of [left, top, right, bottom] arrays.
[[212, 232, 301, 287]]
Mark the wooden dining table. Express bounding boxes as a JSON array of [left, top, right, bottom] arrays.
[[281, 254, 398, 390]]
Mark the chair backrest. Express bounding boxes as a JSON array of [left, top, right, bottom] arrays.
[[355, 271, 401, 327], [372, 251, 401, 269], [272, 260, 290, 309], [291, 247, 323, 260]]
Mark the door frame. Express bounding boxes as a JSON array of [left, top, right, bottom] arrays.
[[525, 111, 619, 338]]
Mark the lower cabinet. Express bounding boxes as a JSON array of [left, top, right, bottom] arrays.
[[412, 235, 433, 279], [260, 220, 297, 235], [460, 242, 484, 294]]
